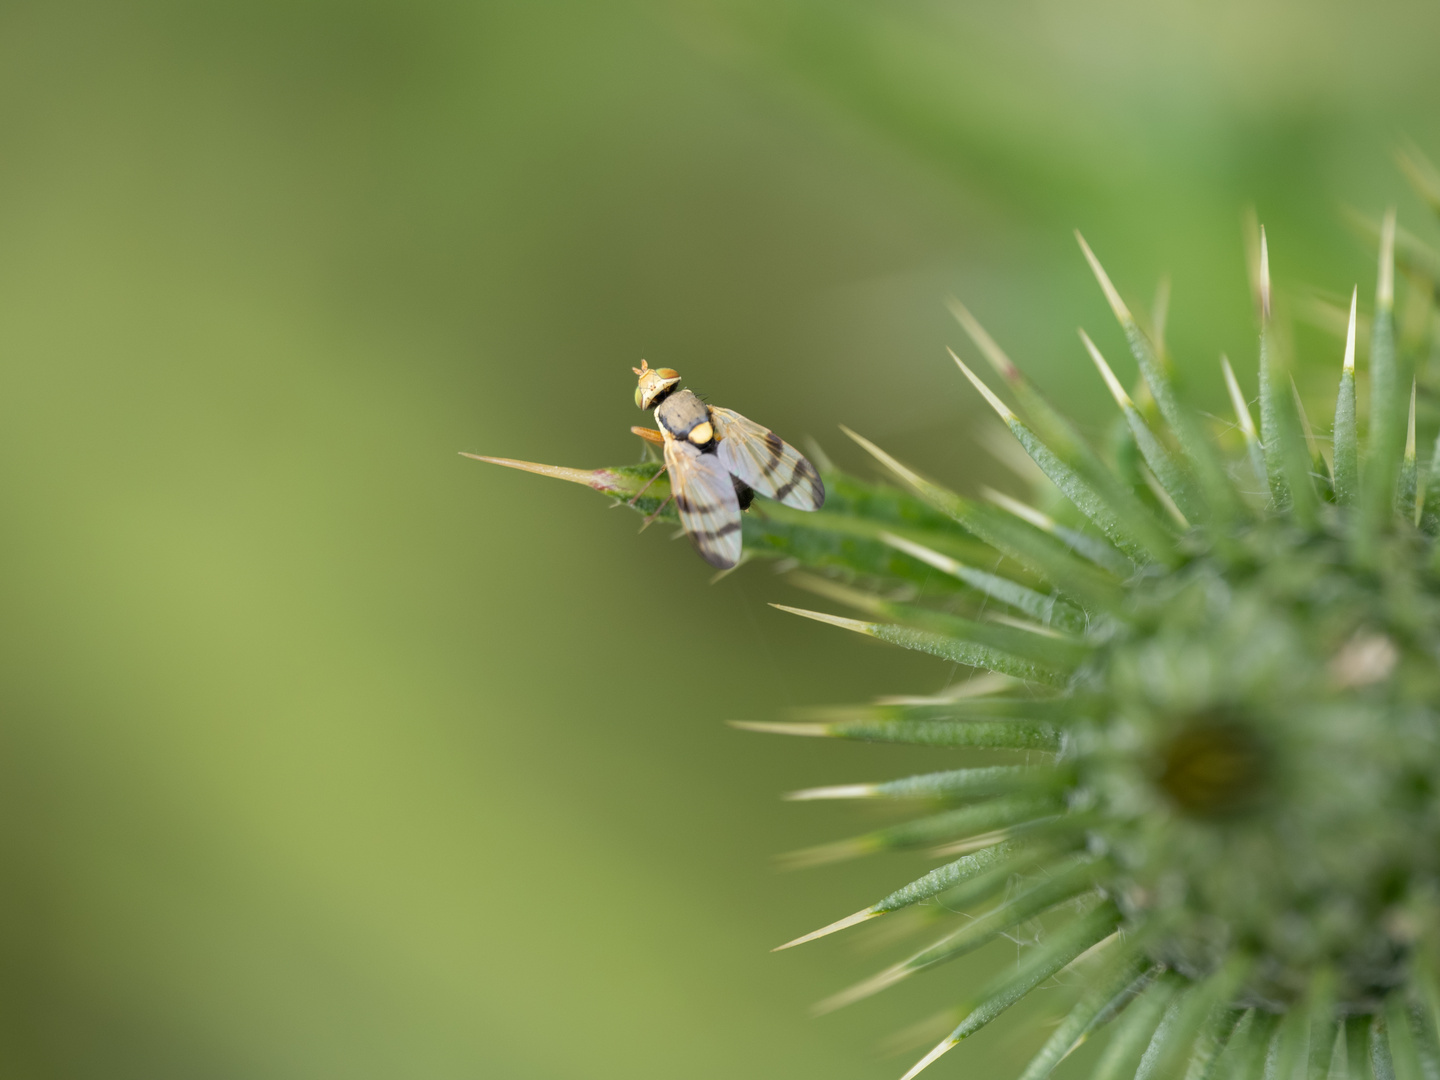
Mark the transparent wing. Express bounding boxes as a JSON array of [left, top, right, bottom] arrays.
[[664, 439, 743, 569], [711, 407, 825, 511]]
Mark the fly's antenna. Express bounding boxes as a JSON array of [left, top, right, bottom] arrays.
[[632, 359, 650, 377]]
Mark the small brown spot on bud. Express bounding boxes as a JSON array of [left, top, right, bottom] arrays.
[[1157, 719, 1268, 817]]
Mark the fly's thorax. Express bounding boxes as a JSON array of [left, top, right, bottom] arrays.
[[657, 390, 716, 449]]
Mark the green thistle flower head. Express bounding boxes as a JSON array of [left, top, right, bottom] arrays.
[[475, 153, 1440, 1080]]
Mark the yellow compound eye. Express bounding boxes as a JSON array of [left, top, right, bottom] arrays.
[[635, 386, 645, 408], [689, 421, 714, 445], [656, 368, 679, 380]]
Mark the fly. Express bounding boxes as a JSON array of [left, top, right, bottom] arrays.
[[629, 360, 824, 569]]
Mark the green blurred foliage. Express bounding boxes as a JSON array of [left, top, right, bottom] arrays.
[[1, 1, 1439, 1076]]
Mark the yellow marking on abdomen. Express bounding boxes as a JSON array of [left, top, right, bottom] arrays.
[[689, 421, 714, 445]]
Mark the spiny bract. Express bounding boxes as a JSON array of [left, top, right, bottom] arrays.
[[474, 153, 1440, 1080]]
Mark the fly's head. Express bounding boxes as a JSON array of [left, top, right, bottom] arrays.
[[633, 360, 680, 410]]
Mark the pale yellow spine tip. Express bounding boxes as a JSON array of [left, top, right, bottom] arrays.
[[1077, 329, 1133, 409], [728, 721, 832, 742], [1379, 207, 1396, 313], [983, 486, 1055, 532], [768, 604, 873, 635], [1075, 231, 1133, 324], [1344, 287, 1358, 374], [783, 783, 877, 801], [840, 426, 924, 489], [1258, 225, 1272, 322], [460, 454, 606, 489], [787, 571, 885, 615], [811, 965, 907, 1015], [772, 908, 877, 951], [1141, 464, 1189, 529], [1406, 380, 1418, 462], [780, 837, 874, 871], [949, 349, 1016, 421], [1289, 376, 1318, 451], [1416, 382, 1427, 526], [879, 531, 963, 577], [899, 1037, 959, 1080], [946, 298, 1020, 381], [1220, 355, 1258, 439]]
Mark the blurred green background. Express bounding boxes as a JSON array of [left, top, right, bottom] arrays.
[[3, 1, 1440, 1076]]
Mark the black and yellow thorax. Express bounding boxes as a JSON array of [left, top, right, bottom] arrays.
[[655, 388, 716, 449]]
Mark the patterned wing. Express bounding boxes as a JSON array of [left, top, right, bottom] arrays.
[[664, 438, 743, 569], [711, 407, 825, 511]]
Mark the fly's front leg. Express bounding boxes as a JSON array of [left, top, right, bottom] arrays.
[[639, 494, 675, 531], [627, 426, 672, 507], [626, 465, 668, 507]]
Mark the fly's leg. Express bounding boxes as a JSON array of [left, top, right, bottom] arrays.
[[638, 495, 674, 532], [626, 464, 668, 507], [627, 425, 671, 506]]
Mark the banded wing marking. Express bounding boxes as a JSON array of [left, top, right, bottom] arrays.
[[664, 438, 743, 568], [711, 407, 824, 511]]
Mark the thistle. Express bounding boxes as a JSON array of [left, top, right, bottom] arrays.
[[472, 156, 1440, 1080]]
